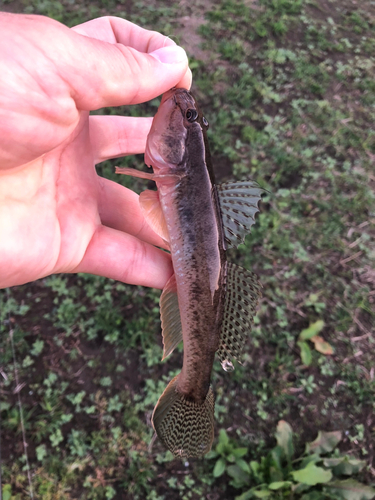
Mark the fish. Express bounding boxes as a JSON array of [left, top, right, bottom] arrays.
[[116, 88, 263, 458]]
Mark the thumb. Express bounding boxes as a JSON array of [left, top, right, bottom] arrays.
[[70, 42, 190, 110], [66, 17, 191, 109]]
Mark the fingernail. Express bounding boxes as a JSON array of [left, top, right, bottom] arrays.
[[150, 46, 188, 64]]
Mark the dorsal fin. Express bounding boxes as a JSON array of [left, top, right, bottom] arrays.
[[218, 263, 262, 371], [160, 274, 182, 360], [216, 180, 263, 249]]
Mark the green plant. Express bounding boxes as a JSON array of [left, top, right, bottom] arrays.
[[214, 421, 375, 499], [208, 429, 249, 479]]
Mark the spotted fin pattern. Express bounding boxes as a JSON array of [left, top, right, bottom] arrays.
[[218, 262, 262, 371], [152, 374, 215, 458], [217, 180, 263, 249], [160, 274, 182, 360]]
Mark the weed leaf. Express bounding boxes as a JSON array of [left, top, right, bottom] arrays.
[[232, 447, 248, 459], [299, 321, 325, 341], [253, 490, 272, 498], [325, 479, 375, 499], [298, 340, 312, 366], [323, 457, 366, 476], [2, 485, 12, 500], [213, 457, 227, 478], [235, 491, 254, 500], [275, 420, 294, 460], [306, 430, 342, 455], [237, 458, 251, 474], [269, 481, 293, 490], [310, 336, 334, 355], [291, 463, 332, 485]]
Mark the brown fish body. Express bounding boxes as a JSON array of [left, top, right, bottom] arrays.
[[149, 90, 226, 402], [117, 88, 262, 458]]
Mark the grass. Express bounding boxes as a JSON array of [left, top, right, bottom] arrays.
[[1, 0, 374, 498]]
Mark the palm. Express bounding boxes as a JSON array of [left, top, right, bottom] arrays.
[[0, 13, 191, 290], [12, 114, 99, 280]]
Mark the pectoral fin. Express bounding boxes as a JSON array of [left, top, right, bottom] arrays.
[[160, 274, 182, 360], [115, 166, 157, 181], [116, 167, 182, 183], [218, 263, 262, 371], [139, 190, 170, 244], [216, 180, 263, 249]]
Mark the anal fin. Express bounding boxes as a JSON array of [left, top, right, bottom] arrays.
[[218, 262, 262, 371], [160, 274, 182, 360]]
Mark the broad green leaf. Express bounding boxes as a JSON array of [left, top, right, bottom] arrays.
[[250, 460, 260, 473], [232, 447, 248, 459], [236, 490, 255, 500], [270, 445, 283, 472], [298, 340, 312, 366], [218, 428, 230, 446], [300, 453, 321, 469], [216, 441, 227, 455], [254, 490, 272, 498], [275, 420, 294, 460], [213, 457, 226, 478], [205, 449, 218, 459], [310, 336, 334, 355], [2, 484, 12, 500], [293, 482, 312, 494], [323, 457, 344, 468], [0, 402, 10, 412], [306, 430, 342, 455], [237, 458, 251, 474], [299, 320, 325, 341], [325, 479, 375, 500], [324, 457, 366, 476], [291, 463, 332, 485], [269, 481, 293, 490]]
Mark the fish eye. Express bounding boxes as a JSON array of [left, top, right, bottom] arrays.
[[202, 116, 209, 128], [186, 108, 198, 122]]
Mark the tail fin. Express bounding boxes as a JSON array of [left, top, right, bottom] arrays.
[[152, 374, 215, 458]]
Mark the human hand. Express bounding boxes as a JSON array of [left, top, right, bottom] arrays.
[[0, 13, 191, 290]]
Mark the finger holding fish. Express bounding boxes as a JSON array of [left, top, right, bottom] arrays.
[[97, 176, 169, 251], [90, 116, 153, 164]]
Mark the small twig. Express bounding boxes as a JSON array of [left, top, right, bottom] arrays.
[[339, 251, 363, 265], [352, 316, 372, 338]]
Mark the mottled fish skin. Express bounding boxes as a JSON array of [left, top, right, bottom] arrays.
[[145, 89, 227, 404]]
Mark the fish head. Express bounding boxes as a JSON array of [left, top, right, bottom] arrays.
[[145, 88, 209, 174]]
